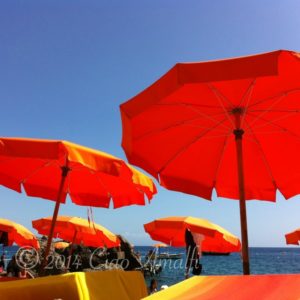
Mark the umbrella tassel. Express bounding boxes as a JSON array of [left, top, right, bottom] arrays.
[[87, 208, 91, 226]]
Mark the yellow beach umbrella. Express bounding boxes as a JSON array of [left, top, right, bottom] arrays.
[[153, 243, 168, 248], [0, 218, 39, 249], [144, 216, 241, 253], [33, 216, 120, 248], [0, 137, 157, 270], [54, 241, 70, 249]]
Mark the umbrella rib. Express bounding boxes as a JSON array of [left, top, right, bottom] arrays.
[[246, 129, 296, 135], [246, 111, 300, 141], [206, 83, 235, 108], [242, 119, 278, 187], [247, 94, 288, 127], [90, 170, 112, 201], [212, 129, 233, 187], [249, 111, 300, 131], [0, 157, 55, 177], [240, 79, 256, 128], [155, 102, 222, 109], [21, 160, 58, 184], [250, 109, 300, 113], [134, 109, 230, 142], [206, 83, 235, 128], [238, 78, 256, 108], [157, 118, 228, 174], [179, 103, 232, 130], [187, 133, 234, 139], [69, 167, 112, 206], [247, 88, 300, 108]]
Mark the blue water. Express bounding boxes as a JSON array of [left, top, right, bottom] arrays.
[[135, 246, 300, 288], [2, 246, 300, 288], [1, 245, 19, 268]]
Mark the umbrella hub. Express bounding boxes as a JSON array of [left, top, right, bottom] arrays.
[[233, 128, 244, 139], [231, 107, 245, 115], [231, 107, 245, 133], [61, 166, 71, 177]]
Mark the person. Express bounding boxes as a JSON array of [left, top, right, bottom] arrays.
[[19, 268, 27, 278], [185, 229, 202, 279], [6, 255, 22, 277], [135, 251, 141, 262], [0, 254, 5, 273], [0, 232, 8, 247], [146, 249, 155, 262], [148, 279, 158, 295], [191, 232, 205, 259]]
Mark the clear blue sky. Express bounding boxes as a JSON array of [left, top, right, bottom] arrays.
[[1, 0, 300, 246]]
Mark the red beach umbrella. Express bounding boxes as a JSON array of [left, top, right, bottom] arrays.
[[285, 228, 300, 245], [120, 50, 300, 274], [0, 137, 156, 271]]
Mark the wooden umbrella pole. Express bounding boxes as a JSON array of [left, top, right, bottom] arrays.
[[234, 111, 250, 275], [69, 230, 78, 258], [39, 164, 70, 275]]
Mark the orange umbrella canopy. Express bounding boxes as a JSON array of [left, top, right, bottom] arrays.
[[33, 216, 120, 248], [144, 217, 241, 253], [285, 228, 300, 245], [54, 241, 70, 249], [153, 243, 168, 248], [0, 218, 39, 249], [0, 137, 156, 208], [0, 137, 156, 269], [121, 50, 300, 273]]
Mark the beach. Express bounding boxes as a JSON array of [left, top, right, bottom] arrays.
[[2, 1, 300, 299], [3, 245, 300, 287]]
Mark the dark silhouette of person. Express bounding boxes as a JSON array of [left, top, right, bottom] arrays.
[[0, 254, 5, 272], [0, 231, 8, 246], [6, 255, 21, 277], [185, 229, 202, 278], [148, 278, 158, 294]]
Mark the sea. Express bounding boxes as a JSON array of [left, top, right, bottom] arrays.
[[134, 246, 300, 288], [2, 246, 300, 288]]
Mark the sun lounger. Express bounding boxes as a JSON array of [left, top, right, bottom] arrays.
[[143, 274, 300, 300], [0, 270, 147, 300]]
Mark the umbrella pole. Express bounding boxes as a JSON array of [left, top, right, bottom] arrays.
[[39, 165, 70, 275], [234, 127, 250, 275], [69, 230, 78, 258]]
